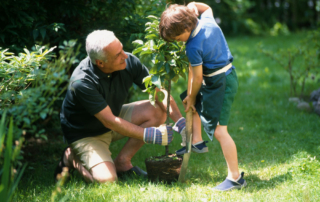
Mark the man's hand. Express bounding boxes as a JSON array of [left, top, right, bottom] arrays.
[[187, 2, 199, 16], [143, 124, 173, 145], [183, 95, 196, 113]]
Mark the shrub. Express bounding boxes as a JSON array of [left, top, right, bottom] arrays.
[[259, 29, 320, 97], [0, 41, 80, 140]]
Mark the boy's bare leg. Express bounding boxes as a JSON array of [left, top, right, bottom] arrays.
[[192, 112, 203, 144], [214, 125, 240, 180]]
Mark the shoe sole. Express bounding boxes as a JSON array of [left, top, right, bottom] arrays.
[[214, 181, 247, 191], [192, 147, 208, 153]]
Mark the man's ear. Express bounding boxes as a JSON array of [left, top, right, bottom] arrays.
[[95, 59, 103, 68]]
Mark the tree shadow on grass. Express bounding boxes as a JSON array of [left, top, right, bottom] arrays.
[[185, 169, 293, 192], [242, 172, 293, 192]]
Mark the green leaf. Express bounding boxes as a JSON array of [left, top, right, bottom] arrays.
[[149, 89, 156, 106], [140, 49, 153, 56], [147, 15, 159, 20], [165, 62, 170, 73], [156, 61, 165, 71], [151, 54, 157, 64], [33, 29, 39, 40], [169, 70, 176, 80], [156, 91, 165, 102], [22, 117, 30, 125], [40, 28, 46, 40], [149, 66, 158, 74], [158, 52, 165, 62], [132, 39, 144, 46], [0, 117, 13, 201], [151, 75, 161, 89], [143, 75, 152, 88], [172, 74, 179, 83], [0, 111, 7, 154], [132, 47, 143, 55], [179, 71, 186, 80], [145, 34, 158, 40], [23, 48, 30, 56], [40, 112, 46, 119], [145, 22, 152, 26]]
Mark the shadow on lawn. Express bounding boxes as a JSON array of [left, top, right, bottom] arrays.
[[190, 169, 293, 192], [243, 172, 293, 191]]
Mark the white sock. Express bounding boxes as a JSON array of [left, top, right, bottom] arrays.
[[227, 174, 241, 182]]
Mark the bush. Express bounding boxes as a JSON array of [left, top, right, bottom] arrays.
[[0, 41, 80, 140], [259, 29, 320, 97]]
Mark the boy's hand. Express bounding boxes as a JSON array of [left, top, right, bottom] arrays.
[[183, 95, 196, 113], [187, 2, 199, 16]]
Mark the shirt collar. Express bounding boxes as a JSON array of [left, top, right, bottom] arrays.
[[187, 20, 202, 42]]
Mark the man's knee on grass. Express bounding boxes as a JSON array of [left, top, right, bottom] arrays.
[[90, 162, 118, 183]]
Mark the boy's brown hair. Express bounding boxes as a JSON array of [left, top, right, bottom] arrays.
[[159, 4, 198, 42]]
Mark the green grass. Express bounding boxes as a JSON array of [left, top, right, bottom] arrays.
[[14, 32, 320, 201]]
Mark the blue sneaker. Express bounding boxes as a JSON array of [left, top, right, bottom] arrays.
[[214, 172, 247, 191], [176, 141, 208, 155]]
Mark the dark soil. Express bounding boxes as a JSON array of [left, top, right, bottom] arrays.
[[145, 154, 183, 184]]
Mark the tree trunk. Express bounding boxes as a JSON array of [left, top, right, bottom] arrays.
[[165, 80, 171, 157]]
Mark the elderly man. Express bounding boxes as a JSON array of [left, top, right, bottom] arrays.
[[54, 30, 186, 183]]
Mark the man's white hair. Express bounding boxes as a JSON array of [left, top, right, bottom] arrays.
[[86, 30, 116, 65]]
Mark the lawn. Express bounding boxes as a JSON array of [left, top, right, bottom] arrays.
[[14, 32, 320, 202]]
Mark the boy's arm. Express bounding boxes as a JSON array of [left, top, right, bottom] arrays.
[[187, 2, 213, 16], [184, 64, 203, 112]]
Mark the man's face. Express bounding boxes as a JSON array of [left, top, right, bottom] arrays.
[[173, 30, 191, 42], [97, 38, 128, 73]]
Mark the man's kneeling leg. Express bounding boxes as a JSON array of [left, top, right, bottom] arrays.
[[90, 161, 118, 183], [70, 132, 118, 183]]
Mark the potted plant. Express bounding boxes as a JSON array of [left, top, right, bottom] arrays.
[[132, 15, 189, 183]]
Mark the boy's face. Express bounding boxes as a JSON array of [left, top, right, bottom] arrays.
[[173, 30, 191, 42]]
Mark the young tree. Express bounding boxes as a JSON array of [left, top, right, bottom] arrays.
[[132, 15, 189, 156]]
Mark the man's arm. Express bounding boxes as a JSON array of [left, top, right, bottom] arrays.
[[95, 103, 173, 145], [187, 2, 213, 16], [94, 106, 144, 139]]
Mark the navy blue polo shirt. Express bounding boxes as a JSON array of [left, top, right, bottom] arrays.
[[60, 53, 149, 144], [186, 9, 234, 75]]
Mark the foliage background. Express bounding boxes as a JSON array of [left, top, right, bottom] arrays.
[[0, 0, 319, 201], [1, 0, 319, 55]]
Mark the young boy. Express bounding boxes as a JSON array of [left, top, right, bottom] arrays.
[[159, 2, 247, 191]]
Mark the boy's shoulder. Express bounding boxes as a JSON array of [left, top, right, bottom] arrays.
[[186, 21, 213, 47]]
